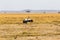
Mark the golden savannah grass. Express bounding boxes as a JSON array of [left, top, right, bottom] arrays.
[[0, 13, 60, 24], [0, 12, 60, 40]]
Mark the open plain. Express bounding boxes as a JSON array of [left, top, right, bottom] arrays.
[[0, 12, 60, 40]]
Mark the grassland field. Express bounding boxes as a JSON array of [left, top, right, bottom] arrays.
[[0, 12, 60, 40]]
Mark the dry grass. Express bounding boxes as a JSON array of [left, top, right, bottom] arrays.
[[0, 12, 60, 40], [0, 13, 60, 24]]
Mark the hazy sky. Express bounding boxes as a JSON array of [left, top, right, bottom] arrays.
[[0, 0, 60, 11]]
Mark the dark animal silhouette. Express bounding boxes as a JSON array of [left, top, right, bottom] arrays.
[[23, 19, 33, 24]]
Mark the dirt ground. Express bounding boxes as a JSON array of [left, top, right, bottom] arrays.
[[0, 23, 60, 40]]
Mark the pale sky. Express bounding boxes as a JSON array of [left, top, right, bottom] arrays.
[[0, 0, 60, 11]]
